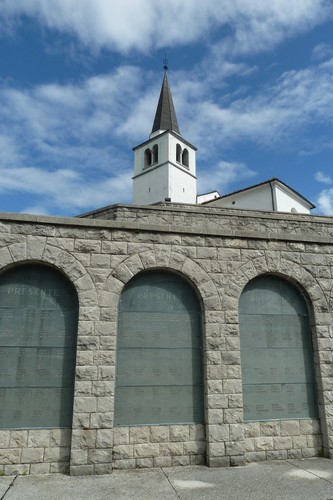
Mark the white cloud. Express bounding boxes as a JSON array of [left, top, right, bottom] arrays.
[[0, 66, 143, 170], [0, 0, 331, 55], [175, 55, 333, 155], [317, 188, 333, 215], [315, 171, 332, 184], [0, 166, 132, 215], [312, 43, 333, 62], [198, 160, 256, 195]]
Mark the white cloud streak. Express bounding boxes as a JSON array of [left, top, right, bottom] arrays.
[[198, 160, 256, 195], [0, 166, 132, 215], [0, 0, 331, 55], [315, 171, 332, 184], [317, 188, 333, 215], [1, 52, 333, 213]]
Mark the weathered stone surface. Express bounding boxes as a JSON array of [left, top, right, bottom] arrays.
[[1, 205, 333, 475]]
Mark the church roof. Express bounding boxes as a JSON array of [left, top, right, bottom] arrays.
[[151, 69, 180, 135], [201, 177, 315, 209]]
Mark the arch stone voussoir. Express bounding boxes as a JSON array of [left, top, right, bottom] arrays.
[[3, 241, 97, 307], [108, 250, 221, 313], [232, 254, 328, 316]]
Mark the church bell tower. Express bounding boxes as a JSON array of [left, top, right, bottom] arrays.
[[132, 62, 197, 205]]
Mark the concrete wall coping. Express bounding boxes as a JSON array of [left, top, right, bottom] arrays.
[[1, 205, 333, 245]]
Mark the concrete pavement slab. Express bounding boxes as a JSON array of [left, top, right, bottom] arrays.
[[0, 477, 15, 498], [1, 459, 333, 500], [2, 469, 178, 500], [164, 460, 333, 500], [288, 458, 333, 483]]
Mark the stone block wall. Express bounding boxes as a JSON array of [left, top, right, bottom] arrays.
[[0, 429, 71, 475], [244, 419, 323, 462], [0, 204, 332, 474], [112, 424, 206, 469]]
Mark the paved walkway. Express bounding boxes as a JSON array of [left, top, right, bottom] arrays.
[[1, 458, 333, 500]]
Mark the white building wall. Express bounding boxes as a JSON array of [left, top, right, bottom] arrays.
[[133, 165, 169, 205], [133, 132, 197, 205], [210, 185, 273, 210], [169, 164, 197, 203], [274, 185, 311, 214]]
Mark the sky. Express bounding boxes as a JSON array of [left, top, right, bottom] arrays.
[[1, 1, 333, 216]]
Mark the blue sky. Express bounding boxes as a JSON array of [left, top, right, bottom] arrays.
[[1, 1, 333, 216]]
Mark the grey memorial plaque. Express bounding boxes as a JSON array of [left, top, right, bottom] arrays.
[[239, 275, 318, 421], [114, 271, 203, 426], [0, 265, 79, 429]]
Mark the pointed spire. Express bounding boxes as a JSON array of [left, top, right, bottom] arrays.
[[151, 62, 180, 135]]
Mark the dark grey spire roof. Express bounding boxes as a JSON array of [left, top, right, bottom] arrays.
[[151, 69, 180, 135]]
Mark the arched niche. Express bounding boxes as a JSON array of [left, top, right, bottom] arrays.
[[0, 264, 79, 429], [239, 274, 318, 422], [114, 270, 204, 426], [144, 148, 152, 167]]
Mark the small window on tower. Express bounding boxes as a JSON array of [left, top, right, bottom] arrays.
[[176, 144, 182, 163], [144, 148, 152, 167], [182, 148, 189, 167], [152, 144, 159, 164]]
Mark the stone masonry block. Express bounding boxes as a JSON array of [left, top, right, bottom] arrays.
[[112, 445, 134, 460], [208, 443, 226, 457], [287, 449, 303, 459], [171, 455, 190, 466], [136, 458, 154, 468], [9, 431, 28, 447], [224, 409, 243, 424], [245, 451, 266, 463], [30, 463, 51, 474], [273, 437, 293, 450], [71, 430, 97, 449], [74, 397, 97, 413], [228, 394, 243, 408], [50, 429, 71, 447], [153, 456, 172, 467], [0, 431, 10, 448], [27, 430, 50, 448], [88, 449, 113, 464], [44, 447, 70, 463], [244, 423, 260, 438], [149, 426, 170, 443], [292, 436, 307, 449], [260, 422, 280, 437], [254, 437, 273, 451], [133, 444, 159, 458], [159, 443, 184, 456], [280, 421, 300, 436], [208, 424, 230, 442], [96, 429, 114, 448], [4, 464, 29, 475], [300, 419, 321, 435], [189, 424, 205, 441], [207, 394, 228, 409], [21, 448, 45, 463], [266, 450, 288, 461], [183, 441, 206, 455], [225, 441, 244, 456], [129, 427, 150, 444], [70, 449, 88, 465], [223, 380, 242, 394], [169, 426, 190, 442], [244, 438, 255, 452], [70, 465, 94, 475], [229, 424, 244, 441], [0, 449, 21, 465]]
